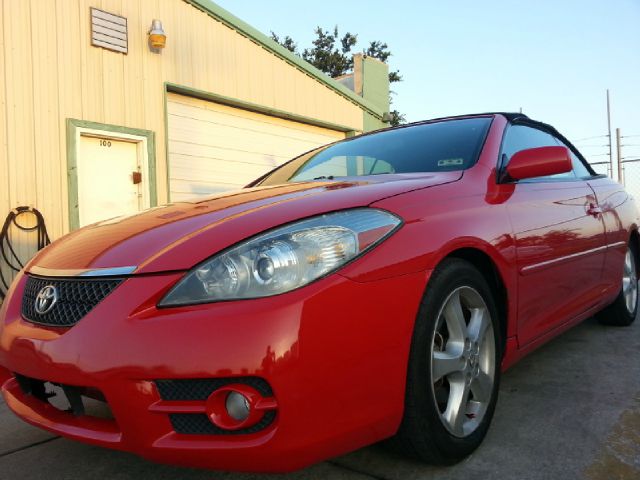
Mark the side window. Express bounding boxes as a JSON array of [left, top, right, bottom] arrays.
[[561, 143, 593, 179], [501, 125, 575, 180]]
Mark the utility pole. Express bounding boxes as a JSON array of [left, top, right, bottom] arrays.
[[617, 128, 623, 185], [607, 89, 614, 179]]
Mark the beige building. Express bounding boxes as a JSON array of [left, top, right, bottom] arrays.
[[0, 0, 390, 290]]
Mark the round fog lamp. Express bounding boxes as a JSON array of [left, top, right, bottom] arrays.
[[226, 391, 250, 421]]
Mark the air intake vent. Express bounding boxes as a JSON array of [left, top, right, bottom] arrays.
[[169, 411, 276, 435], [155, 378, 273, 401], [90, 7, 128, 54]]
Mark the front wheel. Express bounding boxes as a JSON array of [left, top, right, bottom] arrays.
[[392, 258, 501, 464], [598, 243, 638, 327]]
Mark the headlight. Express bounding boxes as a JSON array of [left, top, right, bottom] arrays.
[[159, 208, 402, 306]]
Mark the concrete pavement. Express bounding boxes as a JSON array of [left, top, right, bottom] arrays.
[[1, 316, 638, 480]]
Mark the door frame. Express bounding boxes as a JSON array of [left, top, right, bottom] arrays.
[[66, 119, 156, 230]]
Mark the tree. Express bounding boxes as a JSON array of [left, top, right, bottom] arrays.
[[271, 27, 405, 126], [269, 32, 298, 55]]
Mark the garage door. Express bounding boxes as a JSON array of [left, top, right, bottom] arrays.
[[167, 93, 346, 201]]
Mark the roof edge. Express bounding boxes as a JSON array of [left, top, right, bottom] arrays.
[[369, 112, 527, 132], [183, 0, 385, 119]]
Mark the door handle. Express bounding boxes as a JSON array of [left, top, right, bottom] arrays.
[[132, 171, 142, 185], [587, 203, 602, 217]]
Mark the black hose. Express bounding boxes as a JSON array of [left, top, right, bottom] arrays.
[[0, 207, 50, 299]]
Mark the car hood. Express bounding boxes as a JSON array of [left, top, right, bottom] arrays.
[[28, 172, 461, 274]]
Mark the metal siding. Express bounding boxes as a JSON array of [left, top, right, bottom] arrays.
[[101, 0, 126, 124], [0, 0, 10, 288], [55, 0, 83, 235], [363, 111, 386, 133], [140, 0, 167, 193], [122, 0, 145, 128], [0, 0, 365, 287], [31, 0, 62, 241], [184, 0, 385, 119], [80, 0, 105, 122], [361, 56, 390, 113], [3, 0, 37, 287]]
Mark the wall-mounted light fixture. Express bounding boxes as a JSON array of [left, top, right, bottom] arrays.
[[148, 19, 166, 51]]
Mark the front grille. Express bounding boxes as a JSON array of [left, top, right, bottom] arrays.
[[21, 275, 122, 327], [155, 377, 273, 401], [155, 377, 276, 435], [169, 411, 277, 435]]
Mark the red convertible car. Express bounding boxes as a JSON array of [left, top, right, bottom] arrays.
[[0, 113, 637, 472]]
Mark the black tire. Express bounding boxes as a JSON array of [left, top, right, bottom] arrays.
[[391, 258, 502, 464], [597, 242, 638, 327]]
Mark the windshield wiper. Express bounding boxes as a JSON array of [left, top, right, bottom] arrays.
[[312, 175, 335, 180]]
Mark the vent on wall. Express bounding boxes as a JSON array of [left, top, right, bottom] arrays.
[[90, 7, 128, 54]]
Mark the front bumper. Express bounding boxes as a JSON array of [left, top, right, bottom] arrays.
[[0, 269, 427, 472]]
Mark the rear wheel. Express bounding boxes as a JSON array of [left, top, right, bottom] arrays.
[[392, 258, 501, 464], [598, 243, 638, 326]]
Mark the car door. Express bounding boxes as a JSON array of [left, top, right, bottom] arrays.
[[587, 176, 632, 294], [501, 124, 607, 346]]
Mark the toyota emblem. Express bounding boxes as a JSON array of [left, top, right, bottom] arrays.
[[34, 285, 58, 315]]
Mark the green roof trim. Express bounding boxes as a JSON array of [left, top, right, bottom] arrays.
[[183, 0, 384, 119], [166, 82, 358, 133]]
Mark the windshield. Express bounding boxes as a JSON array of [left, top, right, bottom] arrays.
[[257, 117, 492, 186]]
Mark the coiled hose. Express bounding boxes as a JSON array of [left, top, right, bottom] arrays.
[[0, 207, 50, 300]]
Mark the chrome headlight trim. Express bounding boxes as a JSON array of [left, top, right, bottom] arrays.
[[158, 208, 402, 307]]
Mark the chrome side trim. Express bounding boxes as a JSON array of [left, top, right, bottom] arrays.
[[520, 241, 626, 276], [28, 265, 137, 278]]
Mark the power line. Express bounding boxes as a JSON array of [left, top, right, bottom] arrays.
[[573, 134, 609, 142]]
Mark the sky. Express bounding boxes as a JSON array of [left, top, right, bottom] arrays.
[[214, 0, 640, 170]]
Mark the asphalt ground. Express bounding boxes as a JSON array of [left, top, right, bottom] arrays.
[[0, 315, 638, 480]]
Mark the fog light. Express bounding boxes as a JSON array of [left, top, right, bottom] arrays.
[[206, 383, 277, 430], [226, 391, 250, 421]]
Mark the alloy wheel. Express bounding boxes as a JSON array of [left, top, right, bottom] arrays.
[[430, 286, 495, 438], [622, 247, 638, 315]]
